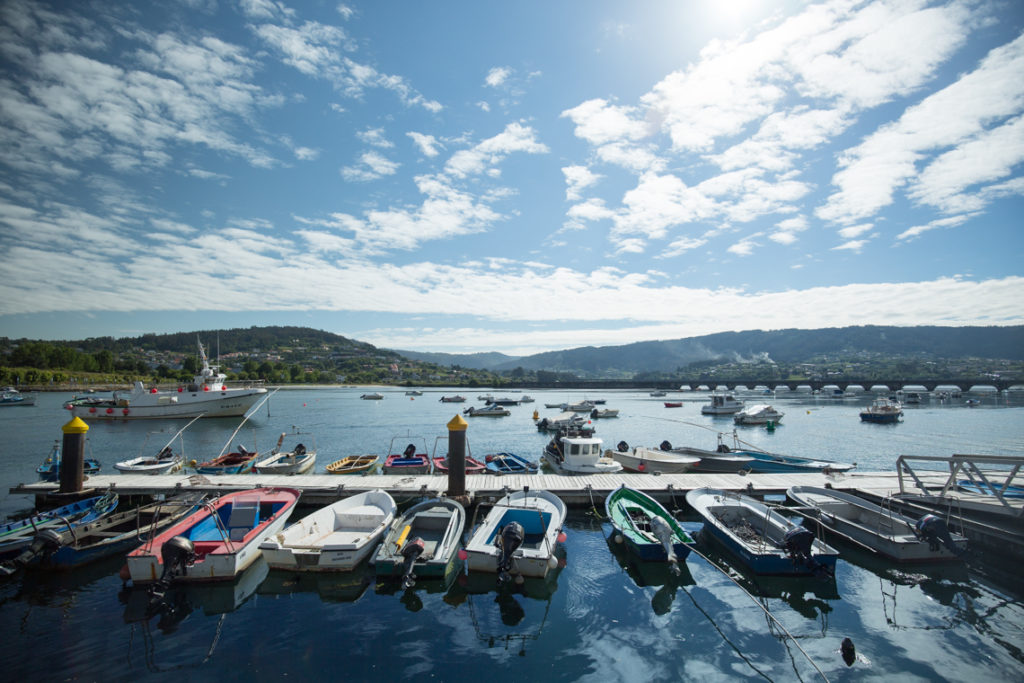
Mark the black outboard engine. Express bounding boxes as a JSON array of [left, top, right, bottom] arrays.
[[403, 443, 417, 459], [590, 409, 598, 419], [617, 441, 629, 453], [659, 440, 672, 451], [496, 521, 525, 584], [294, 444, 306, 456], [914, 514, 962, 555], [149, 536, 195, 601], [400, 537, 426, 589], [1, 528, 64, 575], [783, 527, 816, 565]]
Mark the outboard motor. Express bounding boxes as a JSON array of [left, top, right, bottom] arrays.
[[496, 522, 525, 584], [914, 514, 962, 555], [149, 536, 195, 601], [294, 444, 306, 456], [650, 516, 680, 576], [1, 527, 64, 575], [403, 443, 417, 459], [783, 527, 816, 565], [659, 440, 673, 452], [400, 537, 426, 589], [617, 441, 629, 453]]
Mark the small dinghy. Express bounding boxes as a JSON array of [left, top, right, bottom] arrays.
[[609, 442, 700, 474], [605, 485, 694, 575], [36, 440, 101, 481], [326, 454, 380, 475], [254, 430, 317, 475], [464, 488, 566, 582], [686, 487, 838, 576], [115, 417, 200, 475], [382, 437, 431, 475], [787, 486, 966, 562], [0, 492, 119, 563], [125, 487, 299, 584], [484, 452, 539, 475], [260, 490, 397, 572], [373, 497, 465, 588]]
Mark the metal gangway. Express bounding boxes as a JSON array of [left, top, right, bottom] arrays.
[[895, 453, 1024, 517]]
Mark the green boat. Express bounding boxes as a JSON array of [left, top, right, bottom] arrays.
[[605, 485, 694, 574]]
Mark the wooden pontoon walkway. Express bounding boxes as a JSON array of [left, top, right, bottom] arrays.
[[11, 469, 943, 507]]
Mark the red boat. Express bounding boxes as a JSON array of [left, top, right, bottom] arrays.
[[664, 402, 683, 408]]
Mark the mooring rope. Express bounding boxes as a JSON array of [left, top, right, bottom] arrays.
[[685, 540, 831, 682]]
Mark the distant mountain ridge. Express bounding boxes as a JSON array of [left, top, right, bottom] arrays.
[[396, 325, 1024, 376]]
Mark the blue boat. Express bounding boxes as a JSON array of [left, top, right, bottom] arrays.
[[732, 447, 855, 474], [0, 492, 119, 563], [6, 495, 202, 571], [956, 480, 1024, 498], [483, 452, 539, 475], [605, 485, 694, 573], [686, 487, 838, 576], [36, 440, 101, 481]]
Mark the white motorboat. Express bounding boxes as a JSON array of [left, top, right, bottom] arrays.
[[260, 490, 397, 571], [786, 486, 967, 562], [609, 442, 700, 474], [254, 430, 317, 475], [360, 392, 384, 400], [63, 338, 267, 419], [0, 387, 36, 407], [701, 393, 744, 415], [373, 497, 466, 588], [542, 431, 621, 475], [115, 416, 200, 475], [733, 404, 784, 425], [464, 489, 566, 582], [463, 404, 510, 417]]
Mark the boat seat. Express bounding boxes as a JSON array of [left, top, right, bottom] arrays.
[[335, 505, 387, 529], [227, 498, 259, 540]]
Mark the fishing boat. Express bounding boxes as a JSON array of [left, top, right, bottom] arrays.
[[484, 452, 539, 475], [254, 431, 317, 475], [405, 390, 423, 396], [125, 487, 300, 584], [0, 387, 36, 407], [565, 400, 596, 412], [787, 486, 967, 562], [463, 404, 510, 417], [489, 397, 521, 406], [63, 337, 267, 419], [193, 446, 258, 475], [609, 442, 699, 474], [114, 416, 201, 475], [701, 393, 744, 415], [733, 404, 784, 425], [360, 392, 384, 400], [657, 439, 755, 473], [542, 429, 622, 475], [36, 440, 101, 481], [860, 397, 903, 423], [605, 485, 694, 574], [663, 402, 683, 408], [535, 411, 594, 434], [3, 495, 204, 572], [326, 454, 380, 475], [686, 487, 838, 576], [589, 408, 619, 419], [463, 488, 566, 582], [260, 490, 397, 572], [382, 437, 431, 474], [649, 391, 667, 397], [735, 448, 854, 474], [519, 395, 535, 403], [0, 492, 119, 563], [373, 497, 465, 588], [439, 395, 466, 403]]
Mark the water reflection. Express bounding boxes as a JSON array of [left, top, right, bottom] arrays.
[[605, 535, 696, 615], [119, 558, 268, 671], [258, 565, 372, 603]]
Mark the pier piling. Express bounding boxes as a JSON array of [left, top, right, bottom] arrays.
[[445, 414, 468, 501], [59, 416, 89, 494]]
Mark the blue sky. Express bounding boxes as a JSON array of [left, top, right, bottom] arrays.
[[1, 0, 1022, 356]]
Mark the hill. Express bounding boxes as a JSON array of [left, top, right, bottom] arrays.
[[393, 349, 520, 370]]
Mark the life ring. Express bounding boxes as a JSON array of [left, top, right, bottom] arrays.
[[123, 408, 130, 415], [106, 408, 114, 414]]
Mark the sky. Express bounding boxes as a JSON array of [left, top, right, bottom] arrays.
[[0, 0, 1022, 357]]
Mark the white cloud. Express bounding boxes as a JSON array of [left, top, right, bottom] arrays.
[[341, 150, 399, 181], [896, 214, 971, 241], [357, 127, 394, 148], [485, 66, 511, 88], [562, 165, 602, 201], [838, 223, 873, 239], [407, 131, 440, 157], [727, 234, 761, 256], [560, 98, 648, 146], [833, 239, 868, 252]]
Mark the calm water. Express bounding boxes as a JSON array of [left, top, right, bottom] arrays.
[[1, 388, 1023, 682]]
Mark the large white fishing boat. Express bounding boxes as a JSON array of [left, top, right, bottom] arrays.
[[63, 339, 267, 420]]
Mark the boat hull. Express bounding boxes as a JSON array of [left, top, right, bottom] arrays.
[[484, 452, 538, 475], [66, 387, 266, 420], [787, 486, 967, 562], [125, 488, 299, 583], [464, 490, 566, 579], [254, 453, 317, 475], [605, 486, 693, 563], [610, 447, 698, 474], [260, 491, 396, 572]]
